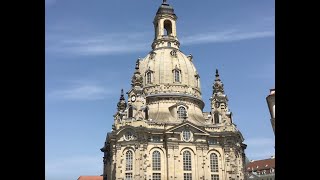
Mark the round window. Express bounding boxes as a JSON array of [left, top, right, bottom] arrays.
[[182, 130, 191, 141]]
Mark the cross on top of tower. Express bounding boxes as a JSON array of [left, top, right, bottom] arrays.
[[163, 0, 168, 4]]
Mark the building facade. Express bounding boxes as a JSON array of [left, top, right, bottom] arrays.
[[266, 89, 275, 134], [100, 1, 247, 180], [245, 157, 275, 180]]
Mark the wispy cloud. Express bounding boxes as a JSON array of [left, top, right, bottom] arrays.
[[244, 137, 274, 160], [181, 30, 274, 45], [46, 155, 101, 180], [47, 81, 115, 101], [46, 32, 151, 56], [46, 25, 274, 56]]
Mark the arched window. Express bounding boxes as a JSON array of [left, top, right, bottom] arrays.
[[152, 151, 161, 180], [126, 151, 133, 171], [183, 151, 192, 180], [178, 106, 187, 119], [210, 153, 218, 172], [183, 151, 192, 171], [155, 23, 159, 38], [214, 113, 219, 124], [174, 70, 181, 82], [210, 153, 219, 180], [128, 106, 133, 118], [152, 151, 161, 171], [168, 42, 171, 47], [146, 72, 152, 84], [164, 20, 172, 36]]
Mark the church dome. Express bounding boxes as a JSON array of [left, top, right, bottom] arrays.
[[124, 1, 206, 124], [156, 2, 175, 15], [134, 48, 205, 124], [138, 48, 202, 99]]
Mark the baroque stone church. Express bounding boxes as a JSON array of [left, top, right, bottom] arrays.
[[100, 1, 247, 180]]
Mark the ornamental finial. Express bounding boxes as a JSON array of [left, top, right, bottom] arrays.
[[215, 69, 221, 81], [120, 89, 125, 100]]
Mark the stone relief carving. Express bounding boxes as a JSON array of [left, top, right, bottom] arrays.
[[131, 59, 144, 87], [187, 54, 193, 61], [132, 72, 143, 87], [149, 51, 156, 60]]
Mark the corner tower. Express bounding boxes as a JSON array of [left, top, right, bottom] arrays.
[[101, 1, 247, 180], [210, 69, 233, 125]]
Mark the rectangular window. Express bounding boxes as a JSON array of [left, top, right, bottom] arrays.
[[183, 154, 192, 171], [125, 173, 133, 180], [184, 173, 192, 180], [126, 151, 133, 171], [208, 138, 217, 145], [211, 175, 219, 180], [152, 173, 161, 180], [146, 72, 152, 84], [152, 136, 160, 142], [174, 70, 180, 82]]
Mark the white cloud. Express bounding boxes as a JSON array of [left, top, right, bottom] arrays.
[[45, 155, 102, 180], [62, 43, 148, 56], [47, 83, 114, 101], [181, 30, 274, 45], [46, 32, 151, 56]]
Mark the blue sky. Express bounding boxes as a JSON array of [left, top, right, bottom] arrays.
[[45, 0, 275, 179]]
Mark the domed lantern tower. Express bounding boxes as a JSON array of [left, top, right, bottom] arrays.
[[101, 1, 247, 180]]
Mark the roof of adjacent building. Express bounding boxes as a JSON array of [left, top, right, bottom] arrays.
[[246, 157, 275, 172], [77, 176, 103, 180], [269, 88, 275, 95]]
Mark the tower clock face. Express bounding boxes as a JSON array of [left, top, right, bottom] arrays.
[[131, 95, 136, 102]]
